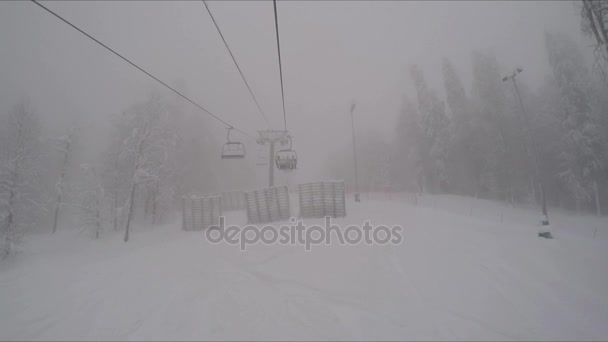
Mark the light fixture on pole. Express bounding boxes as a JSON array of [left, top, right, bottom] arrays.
[[502, 67, 551, 236]]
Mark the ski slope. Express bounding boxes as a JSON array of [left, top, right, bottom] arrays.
[[1, 194, 608, 340]]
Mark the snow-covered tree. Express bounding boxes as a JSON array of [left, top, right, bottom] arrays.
[[120, 93, 176, 242], [0, 101, 44, 257], [581, 0, 608, 79], [390, 95, 422, 193], [545, 32, 607, 212], [101, 110, 137, 233], [75, 164, 105, 239], [525, 74, 566, 208], [49, 133, 73, 234], [410, 65, 450, 193], [471, 50, 529, 202], [442, 58, 478, 196]]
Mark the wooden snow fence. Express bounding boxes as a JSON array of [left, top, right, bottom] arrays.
[[244, 186, 291, 224], [181, 195, 222, 231], [298, 180, 346, 218]]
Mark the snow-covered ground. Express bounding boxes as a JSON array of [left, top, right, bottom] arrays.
[[1, 194, 608, 340]]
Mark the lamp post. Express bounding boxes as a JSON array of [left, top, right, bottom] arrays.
[[502, 67, 550, 230]]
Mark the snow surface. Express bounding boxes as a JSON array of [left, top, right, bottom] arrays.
[[1, 194, 608, 340]]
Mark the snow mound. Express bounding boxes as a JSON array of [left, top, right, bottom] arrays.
[[1, 195, 608, 340]]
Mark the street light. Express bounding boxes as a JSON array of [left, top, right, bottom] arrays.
[[502, 67, 551, 234], [502, 67, 523, 82]]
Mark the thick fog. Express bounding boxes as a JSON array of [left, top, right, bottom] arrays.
[[5, 2, 608, 340], [2, 0, 606, 239], [1, 1, 585, 178]]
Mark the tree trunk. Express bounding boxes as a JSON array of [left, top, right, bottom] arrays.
[[420, 172, 427, 194], [113, 189, 119, 231], [95, 188, 101, 239], [113, 156, 120, 231], [52, 139, 71, 234], [4, 161, 19, 257], [529, 176, 536, 205], [4, 190, 15, 257], [124, 141, 143, 242], [594, 180, 601, 216], [144, 187, 150, 219], [152, 182, 158, 224], [124, 182, 137, 242]]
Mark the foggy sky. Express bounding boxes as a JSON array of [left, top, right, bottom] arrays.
[[0, 0, 587, 185]]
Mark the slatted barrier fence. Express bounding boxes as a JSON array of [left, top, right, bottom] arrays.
[[181, 195, 222, 231], [298, 180, 346, 218], [244, 186, 291, 224]]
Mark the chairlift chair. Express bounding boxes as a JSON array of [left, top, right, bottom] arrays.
[[275, 136, 297, 170], [221, 127, 246, 160]]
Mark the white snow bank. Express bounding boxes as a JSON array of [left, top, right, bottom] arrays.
[[1, 195, 607, 340]]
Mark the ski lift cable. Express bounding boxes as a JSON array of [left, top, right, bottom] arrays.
[[31, 0, 253, 140], [273, 0, 288, 131], [202, 0, 272, 130]]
